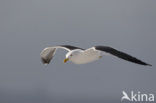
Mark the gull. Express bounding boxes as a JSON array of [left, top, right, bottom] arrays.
[[40, 45, 151, 66]]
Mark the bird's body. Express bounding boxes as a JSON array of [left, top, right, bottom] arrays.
[[68, 48, 102, 64], [40, 45, 151, 66]]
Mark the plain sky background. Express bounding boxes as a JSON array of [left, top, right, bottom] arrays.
[[0, 0, 156, 103]]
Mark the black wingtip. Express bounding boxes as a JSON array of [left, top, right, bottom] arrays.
[[41, 57, 51, 65], [140, 62, 152, 66]]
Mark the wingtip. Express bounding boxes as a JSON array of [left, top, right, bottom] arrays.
[[41, 57, 50, 65]]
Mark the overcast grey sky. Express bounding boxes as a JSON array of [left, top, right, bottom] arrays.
[[0, 0, 156, 103]]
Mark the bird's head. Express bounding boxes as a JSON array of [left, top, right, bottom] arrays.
[[64, 49, 82, 63]]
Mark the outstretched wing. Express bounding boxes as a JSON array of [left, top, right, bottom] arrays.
[[94, 46, 152, 66], [40, 45, 83, 64]]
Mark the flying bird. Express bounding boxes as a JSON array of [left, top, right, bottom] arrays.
[[40, 45, 151, 66]]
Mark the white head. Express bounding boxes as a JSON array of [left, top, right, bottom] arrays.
[[64, 49, 82, 63]]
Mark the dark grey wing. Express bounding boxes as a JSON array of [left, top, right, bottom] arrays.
[[40, 45, 83, 64], [95, 46, 152, 66]]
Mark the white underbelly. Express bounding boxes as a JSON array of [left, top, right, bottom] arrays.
[[71, 50, 101, 64]]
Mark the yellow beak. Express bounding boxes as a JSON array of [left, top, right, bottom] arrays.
[[64, 58, 69, 63]]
